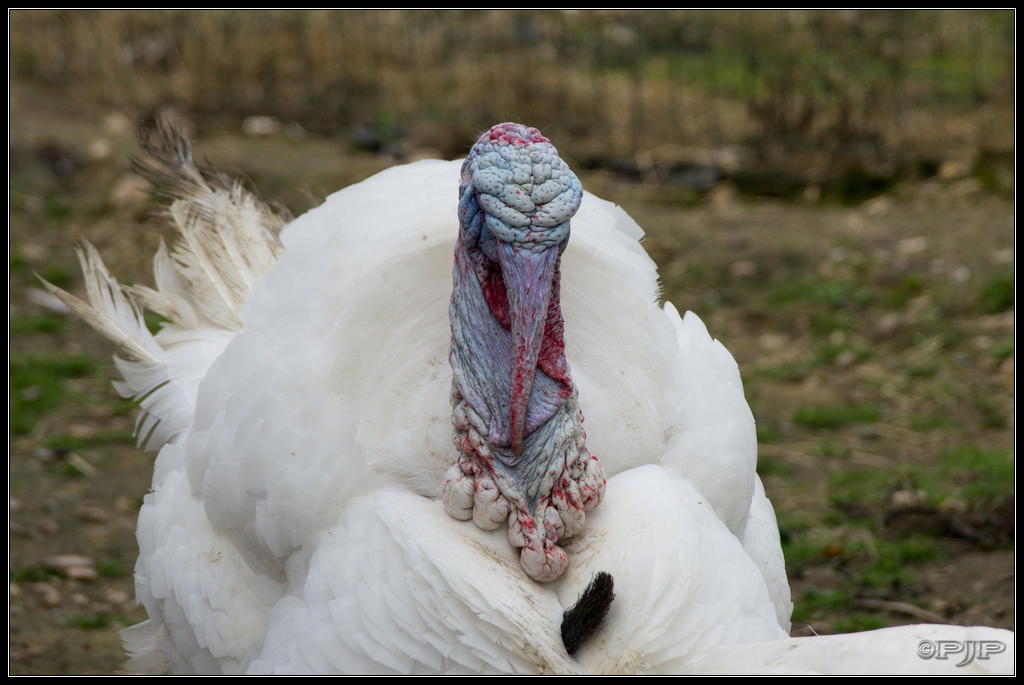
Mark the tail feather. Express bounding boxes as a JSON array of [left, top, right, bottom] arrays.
[[132, 119, 288, 330], [40, 242, 164, 364], [39, 119, 289, 450], [126, 240, 204, 329]]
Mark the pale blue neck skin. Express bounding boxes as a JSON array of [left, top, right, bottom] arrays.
[[444, 123, 605, 583], [453, 123, 581, 456]]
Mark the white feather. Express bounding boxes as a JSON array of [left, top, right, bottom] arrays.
[[41, 133, 286, 451], [41, 242, 163, 364], [687, 624, 1015, 675]]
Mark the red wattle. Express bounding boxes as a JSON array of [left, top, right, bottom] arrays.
[[481, 259, 571, 396]]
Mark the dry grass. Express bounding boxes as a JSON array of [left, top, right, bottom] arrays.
[[9, 9, 1015, 173]]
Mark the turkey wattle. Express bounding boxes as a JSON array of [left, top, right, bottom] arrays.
[[443, 123, 605, 582]]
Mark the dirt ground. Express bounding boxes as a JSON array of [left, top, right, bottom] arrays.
[[8, 83, 1014, 674]]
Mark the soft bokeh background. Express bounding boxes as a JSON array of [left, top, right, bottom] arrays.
[[9, 9, 1014, 675]]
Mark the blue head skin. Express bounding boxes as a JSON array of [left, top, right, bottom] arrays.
[[445, 123, 605, 583]]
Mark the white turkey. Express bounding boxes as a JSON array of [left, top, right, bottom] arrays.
[[44, 121, 1013, 675]]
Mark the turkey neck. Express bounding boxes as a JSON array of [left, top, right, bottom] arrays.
[[443, 123, 605, 583]]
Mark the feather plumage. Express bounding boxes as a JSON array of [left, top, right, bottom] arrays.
[[41, 242, 163, 364], [54, 124, 1012, 675], [42, 121, 287, 450]]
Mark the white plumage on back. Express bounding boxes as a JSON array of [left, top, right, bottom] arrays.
[[48, 125, 1012, 675]]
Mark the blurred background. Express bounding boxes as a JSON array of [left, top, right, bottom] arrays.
[[8, 9, 1015, 675], [10, 9, 1015, 187]]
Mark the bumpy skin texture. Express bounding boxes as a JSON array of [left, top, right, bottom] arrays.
[[443, 123, 605, 582]]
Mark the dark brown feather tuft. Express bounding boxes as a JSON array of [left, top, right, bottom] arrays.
[[132, 117, 224, 203]]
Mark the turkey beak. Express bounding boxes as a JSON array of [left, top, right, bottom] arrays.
[[497, 240, 560, 456]]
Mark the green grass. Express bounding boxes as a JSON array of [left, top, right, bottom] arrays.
[[978, 273, 1014, 315], [770, 277, 873, 311], [792, 587, 853, 624], [755, 423, 786, 446], [905, 362, 940, 378], [9, 354, 105, 436], [9, 313, 68, 335], [10, 564, 61, 584], [831, 613, 887, 633], [44, 430, 136, 454], [825, 468, 887, 512], [974, 396, 1009, 430], [854, 535, 943, 589], [65, 612, 140, 630], [12, 557, 129, 584], [752, 360, 817, 383], [908, 411, 952, 432], [883, 273, 927, 308], [95, 559, 132, 579], [64, 614, 115, 630], [779, 527, 831, 570], [937, 446, 1014, 506], [37, 263, 72, 287], [990, 342, 1013, 361], [819, 445, 1013, 520], [792, 403, 882, 431], [785, 527, 949, 626], [816, 340, 872, 365]]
